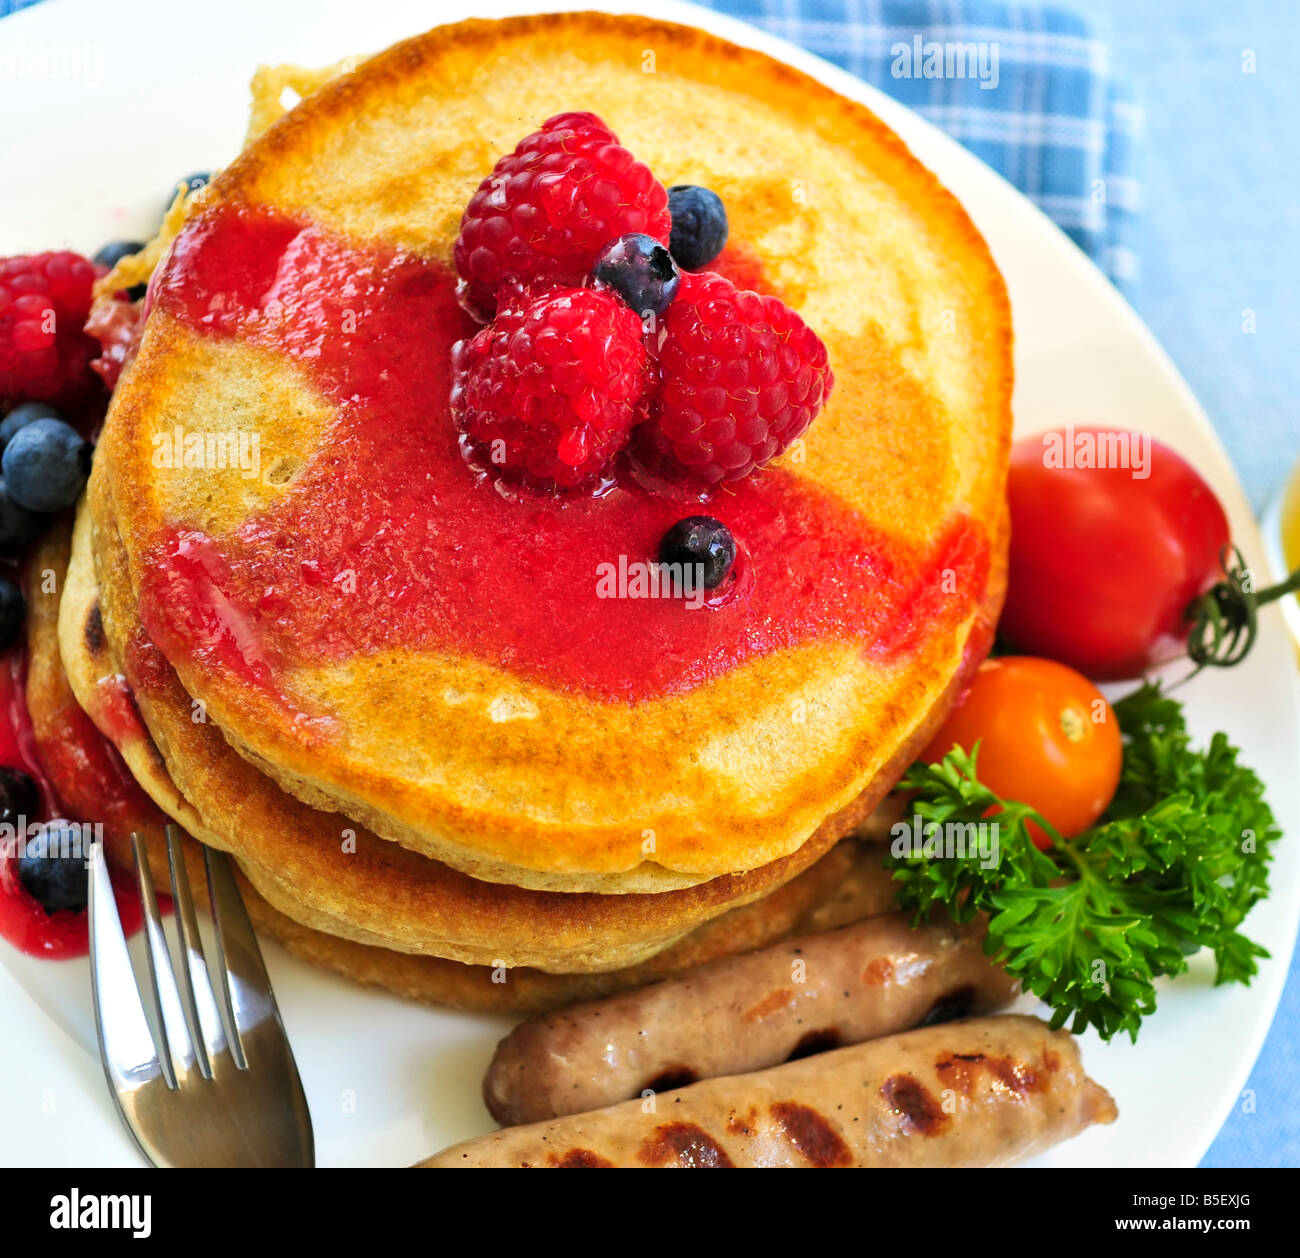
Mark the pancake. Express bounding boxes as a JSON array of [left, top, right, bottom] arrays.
[[31, 517, 900, 1011], [100, 13, 1012, 894], [85, 474, 935, 970]]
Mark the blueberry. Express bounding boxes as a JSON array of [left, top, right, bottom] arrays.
[[658, 516, 736, 590], [592, 233, 681, 319], [91, 240, 146, 270], [91, 241, 148, 301], [16, 819, 88, 915], [0, 478, 46, 553], [667, 185, 729, 271], [0, 767, 40, 829], [1, 418, 92, 513], [0, 576, 23, 650], [0, 402, 61, 453], [166, 172, 210, 213]]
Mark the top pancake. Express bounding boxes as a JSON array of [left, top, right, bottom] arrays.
[[100, 12, 1012, 891]]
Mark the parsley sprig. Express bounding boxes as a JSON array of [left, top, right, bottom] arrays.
[[886, 683, 1279, 1041]]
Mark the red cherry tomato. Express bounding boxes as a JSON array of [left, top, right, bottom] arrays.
[[923, 656, 1123, 850], [999, 427, 1230, 679]]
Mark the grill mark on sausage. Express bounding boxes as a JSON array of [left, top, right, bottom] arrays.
[[743, 988, 792, 1022], [770, 1101, 853, 1167], [935, 1050, 1052, 1097], [879, 1073, 949, 1136], [637, 1122, 734, 1168], [919, 984, 976, 1027], [934, 1051, 985, 1097], [786, 1028, 842, 1061], [548, 1148, 614, 1168], [642, 1065, 698, 1093], [862, 956, 895, 986], [726, 1107, 758, 1137], [85, 602, 105, 656]]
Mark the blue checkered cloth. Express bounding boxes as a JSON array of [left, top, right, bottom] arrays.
[[694, 0, 1142, 293], [1, 0, 1142, 293]]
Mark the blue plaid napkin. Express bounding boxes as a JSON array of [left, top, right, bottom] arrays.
[[696, 0, 1142, 293], [1, 0, 1141, 291]]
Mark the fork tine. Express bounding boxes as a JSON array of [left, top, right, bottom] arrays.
[[131, 834, 194, 1088], [164, 826, 228, 1073], [88, 841, 164, 1097], [204, 846, 278, 1069]]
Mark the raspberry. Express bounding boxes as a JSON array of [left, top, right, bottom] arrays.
[[453, 112, 671, 322], [0, 251, 100, 409], [633, 272, 833, 485], [450, 285, 651, 490]]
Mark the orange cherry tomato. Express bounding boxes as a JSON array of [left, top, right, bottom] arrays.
[[922, 656, 1123, 850]]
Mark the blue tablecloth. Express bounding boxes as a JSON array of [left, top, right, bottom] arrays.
[[3, 0, 1296, 1169], [698, 0, 1143, 296]]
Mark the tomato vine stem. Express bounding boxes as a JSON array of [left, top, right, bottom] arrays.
[[1185, 546, 1300, 669]]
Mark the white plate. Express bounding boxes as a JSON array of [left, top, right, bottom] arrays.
[[1, 0, 1296, 1170]]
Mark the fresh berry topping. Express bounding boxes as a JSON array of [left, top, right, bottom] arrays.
[[0, 478, 44, 553], [0, 401, 61, 451], [92, 240, 148, 301], [0, 251, 100, 408], [592, 233, 681, 320], [454, 112, 671, 321], [0, 576, 23, 651], [0, 767, 40, 829], [16, 819, 88, 915], [667, 185, 729, 271], [633, 272, 833, 485], [1, 417, 92, 512], [451, 285, 651, 490], [91, 240, 145, 270], [86, 298, 145, 392], [658, 516, 737, 590], [168, 172, 211, 209]]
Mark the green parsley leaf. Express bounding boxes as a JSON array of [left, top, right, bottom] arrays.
[[885, 681, 1279, 1041]]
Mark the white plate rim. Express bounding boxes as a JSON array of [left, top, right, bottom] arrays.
[[0, 0, 1296, 1169]]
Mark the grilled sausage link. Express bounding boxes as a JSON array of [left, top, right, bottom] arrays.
[[484, 911, 1018, 1125], [423, 1015, 1116, 1167]]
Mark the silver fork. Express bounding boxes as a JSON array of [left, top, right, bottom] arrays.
[[88, 826, 314, 1167]]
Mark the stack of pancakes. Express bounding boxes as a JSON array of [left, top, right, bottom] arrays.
[[28, 15, 1011, 1012]]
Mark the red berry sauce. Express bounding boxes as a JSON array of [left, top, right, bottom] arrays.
[[139, 203, 988, 708], [86, 296, 145, 393], [0, 645, 147, 959], [92, 673, 149, 747]]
